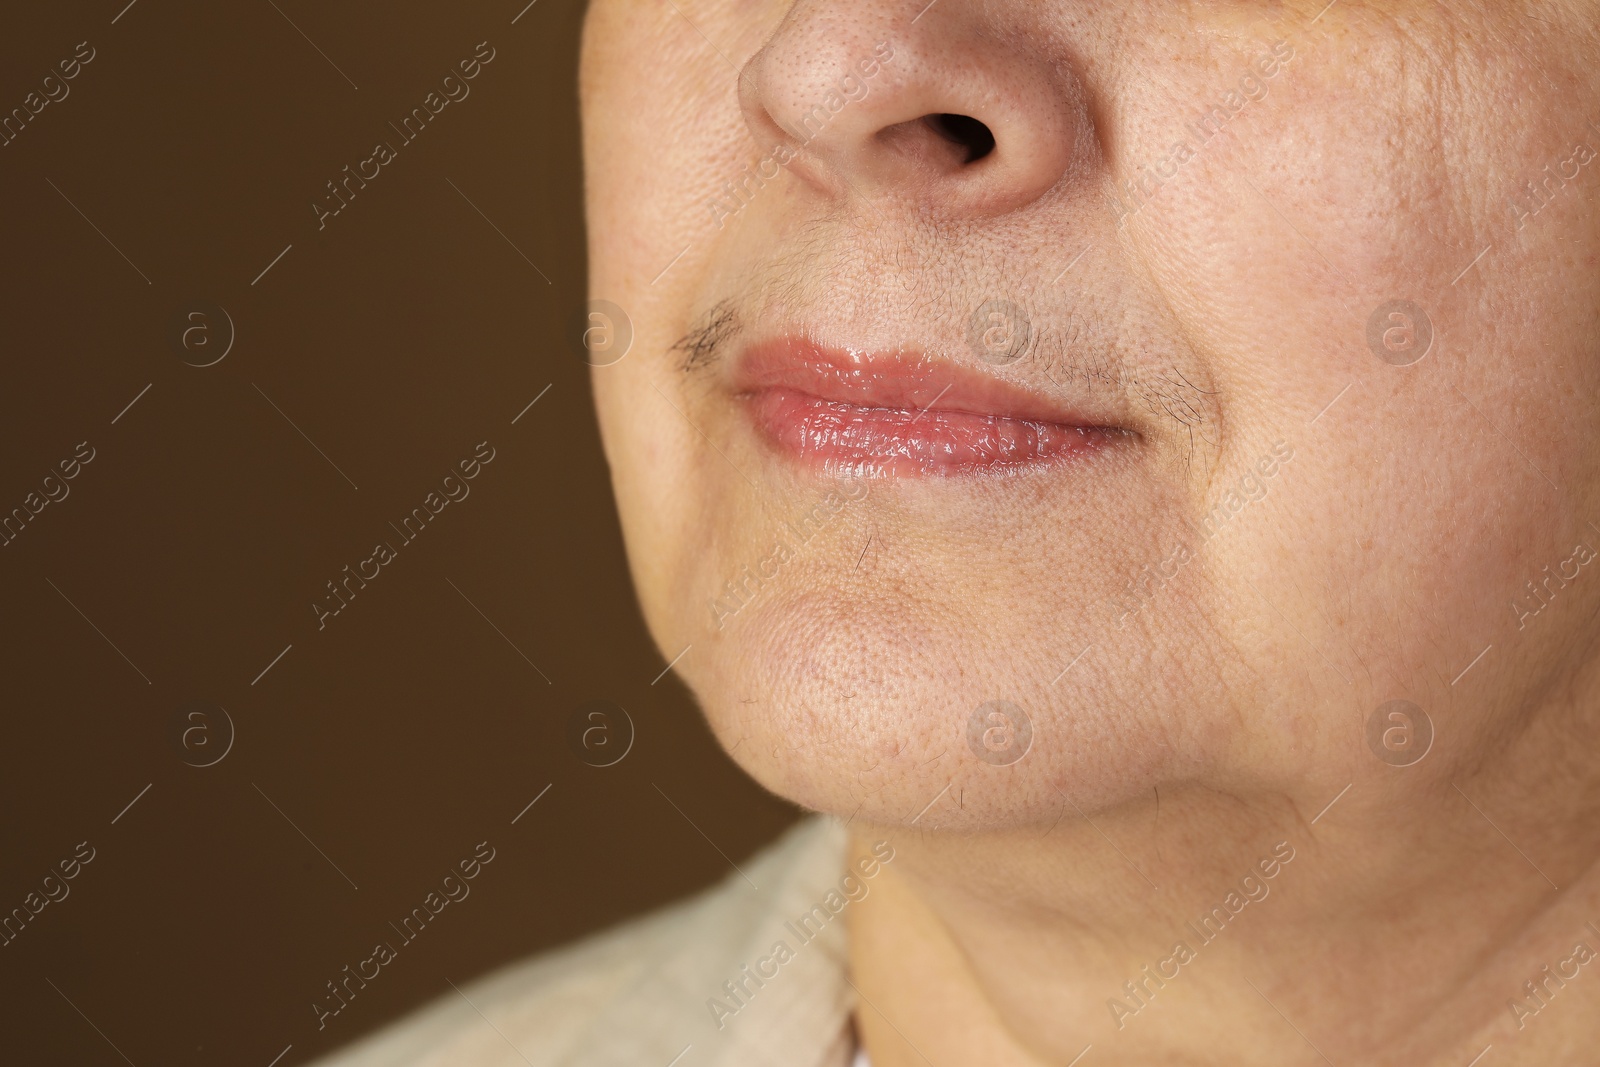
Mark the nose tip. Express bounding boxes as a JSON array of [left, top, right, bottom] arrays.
[[738, 7, 1081, 217]]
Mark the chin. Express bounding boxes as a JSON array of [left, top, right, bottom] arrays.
[[678, 577, 1232, 833]]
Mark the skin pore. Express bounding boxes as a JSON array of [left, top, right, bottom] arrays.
[[580, 0, 1600, 1063]]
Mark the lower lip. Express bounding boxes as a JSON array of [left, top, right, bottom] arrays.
[[744, 388, 1113, 476]]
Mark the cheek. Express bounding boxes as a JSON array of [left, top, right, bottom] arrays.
[[582, 0, 778, 253], [1116, 8, 1600, 768], [583, 1, 797, 648], [588, 370, 680, 622]]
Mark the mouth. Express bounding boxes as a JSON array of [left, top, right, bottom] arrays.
[[732, 337, 1130, 477]]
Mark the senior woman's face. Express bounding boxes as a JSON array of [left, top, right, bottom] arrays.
[[580, 0, 1600, 827]]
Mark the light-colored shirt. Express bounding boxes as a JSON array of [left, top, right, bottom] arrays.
[[309, 817, 858, 1067]]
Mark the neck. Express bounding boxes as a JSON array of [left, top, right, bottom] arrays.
[[847, 756, 1600, 1066]]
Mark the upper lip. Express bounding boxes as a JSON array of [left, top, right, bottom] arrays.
[[731, 336, 1120, 429]]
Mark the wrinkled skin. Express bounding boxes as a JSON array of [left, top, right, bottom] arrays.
[[581, 1, 1600, 1063]]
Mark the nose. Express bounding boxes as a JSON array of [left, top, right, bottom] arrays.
[[738, 1, 1083, 217]]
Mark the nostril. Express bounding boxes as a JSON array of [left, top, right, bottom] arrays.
[[928, 113, 996, 164]]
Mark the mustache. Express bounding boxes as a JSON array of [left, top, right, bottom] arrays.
[[670, 292, 1217, 449], [673, 298, 742, 375]]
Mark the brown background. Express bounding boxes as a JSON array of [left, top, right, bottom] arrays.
[[0, 1, 797, 1062]]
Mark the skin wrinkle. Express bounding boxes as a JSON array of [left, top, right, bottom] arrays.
[[681, 146, 1225, 467], [1107, 223, 1229, 482], [582, 0, 1600, 1062]]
